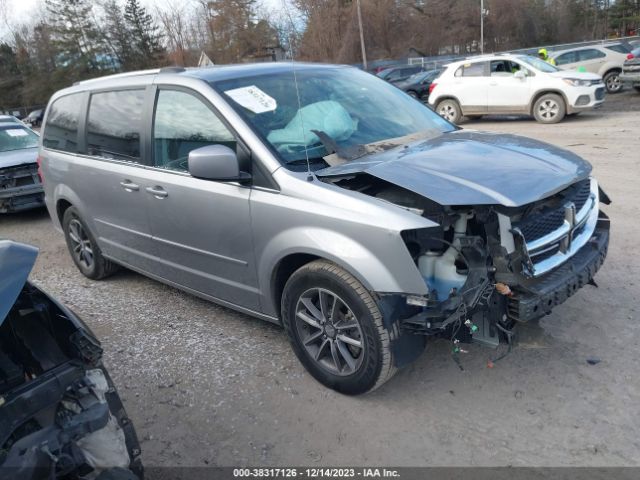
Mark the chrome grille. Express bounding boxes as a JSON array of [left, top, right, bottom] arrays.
[[513, 178, 599, 277], [514, 179, 591, 243]]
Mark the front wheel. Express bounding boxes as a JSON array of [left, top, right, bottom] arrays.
[[603, 71, 623, 93], [436, 99, 462, 124], [281, 260, 396, 395], [532, 93, 566, 124]]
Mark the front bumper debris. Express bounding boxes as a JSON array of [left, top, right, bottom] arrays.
[[507, 214, 609, 322], [0, 163, 44, 213]]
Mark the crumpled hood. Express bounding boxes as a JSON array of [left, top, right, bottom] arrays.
[[316, 130, 592, 207], [0, 147, 38, 169], [0, 240, 38, 325]]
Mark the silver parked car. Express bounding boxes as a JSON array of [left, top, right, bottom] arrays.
[[40, 64, 610, 394]]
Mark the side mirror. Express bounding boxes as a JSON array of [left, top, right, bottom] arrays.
[[188, 145, 251, 182], [514, 70, 526, 79]]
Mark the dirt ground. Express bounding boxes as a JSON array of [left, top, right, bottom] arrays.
[[2, 90, 639, 468]]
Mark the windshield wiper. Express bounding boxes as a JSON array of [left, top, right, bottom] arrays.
[[311, 130, 367, 162], [284, 157, 327, 166]]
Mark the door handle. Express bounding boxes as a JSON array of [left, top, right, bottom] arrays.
[[120, 180, 139, 192], [145, 186, 168, 198]]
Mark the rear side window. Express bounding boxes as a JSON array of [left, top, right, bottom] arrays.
[[152, 90, 236, 172], [578, 49, 606, 61], [605, 44, 630, 54], [87, 90, 145, 162], [455, 62, 486, 77], [43, 94, 82, 153]]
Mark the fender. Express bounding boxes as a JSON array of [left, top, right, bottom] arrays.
[[257, 226, 429, 317]]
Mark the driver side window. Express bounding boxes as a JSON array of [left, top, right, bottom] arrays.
[[153, 90, 236, 172]]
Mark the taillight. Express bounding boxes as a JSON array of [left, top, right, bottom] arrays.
[[36, 155, 44, 184], [628, 53, 635, 59], [429, 82, 437, 94]]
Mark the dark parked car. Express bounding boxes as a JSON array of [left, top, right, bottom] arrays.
[[24, 109, 44, 127], [0, 123, 44, 213], [376, 65, 424, 84], [395, 69, 443, 101], [0, 240, 143, 480]]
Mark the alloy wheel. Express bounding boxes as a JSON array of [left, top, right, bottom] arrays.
[[294, 288, 364, 376], [538, 99, 559, 120], [606, 74, 621, 92], [68, 218, 94, 270], [439, 104, 457, 121]]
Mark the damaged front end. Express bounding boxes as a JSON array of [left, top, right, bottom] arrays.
[[0, 241, 142, 480], [324, 173, 610, 353]]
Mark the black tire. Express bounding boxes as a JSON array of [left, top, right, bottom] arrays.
[[435, 99, 462, 124], [603, 70, 623, 94], [406, 90, 419, 99], [465, 115, 483, 121], [532, 93, 566, 124], [281, 260, 396, 395], [63, 206, 118, 280], [634, 86, 640, 93]]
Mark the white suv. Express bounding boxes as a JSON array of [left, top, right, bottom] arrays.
[[428, 54, 605, 124]]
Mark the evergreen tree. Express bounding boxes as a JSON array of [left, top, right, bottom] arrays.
[[124, 0, 167, 69], [45, 0, 110, 79], [101, 0, 131, 70]]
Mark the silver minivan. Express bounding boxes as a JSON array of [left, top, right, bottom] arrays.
[[40, 64, 610, 394]]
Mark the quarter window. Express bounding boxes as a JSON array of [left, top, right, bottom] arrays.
[[87, 90, 145, 162], [455, 62, 486, 77], [153, 90, 236, 172], [42, 94, 82, 153], [605, 44, 629, 54]]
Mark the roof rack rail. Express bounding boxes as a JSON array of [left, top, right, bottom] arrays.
[[159, 67, 186, 73], [73, 68, 162, 86]]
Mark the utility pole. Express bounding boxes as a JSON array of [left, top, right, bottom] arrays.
[[356, 0, 368, 70], [480, 0, 484, 54]]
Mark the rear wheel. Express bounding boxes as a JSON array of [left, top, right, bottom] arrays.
[[532, 93, 566, 124], [281, 260, 396, 395], [436, 99, 462, 124], [63, 206, 118, 280], [603, 70, 623, 93], [406, 90, 419, 99]]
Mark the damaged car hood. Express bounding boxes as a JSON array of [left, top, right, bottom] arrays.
[[316, 130, 591, 207], [0, 147, 38, 169], [0, 240, 38, 324]]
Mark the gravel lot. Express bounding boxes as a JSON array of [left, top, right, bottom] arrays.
[[2, 90, 639, 468]]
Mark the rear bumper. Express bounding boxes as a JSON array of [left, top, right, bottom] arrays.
[[507, 213, 609, 322], [620, 71, 640, 85]]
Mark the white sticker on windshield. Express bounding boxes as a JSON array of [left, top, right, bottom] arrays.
[[224, 85, 277, 114], [5, 129, 28, 137]]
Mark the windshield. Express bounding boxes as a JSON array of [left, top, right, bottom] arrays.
[[213, 66, 455, 166], [0, 126, 39, 152], [516, 55, 559, 73]]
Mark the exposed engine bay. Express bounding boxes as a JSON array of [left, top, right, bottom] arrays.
[[0, 282, 142, 480], [323, 173, 610, 358]]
